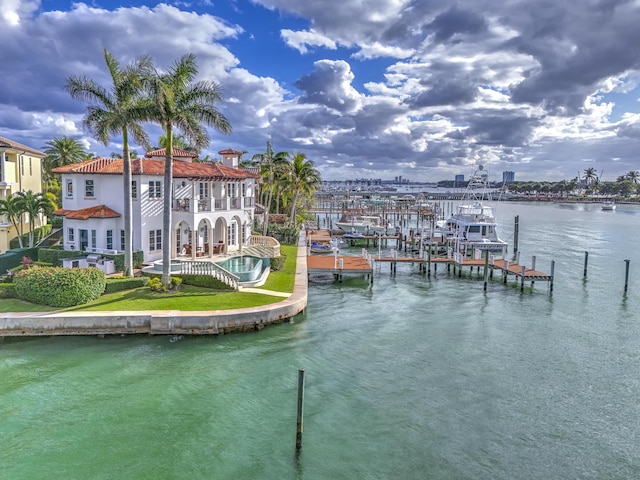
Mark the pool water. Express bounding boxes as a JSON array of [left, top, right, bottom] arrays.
[[215, 255, 266, 282]]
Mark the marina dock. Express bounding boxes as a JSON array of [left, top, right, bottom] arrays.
[[305, 229, 554, 293]]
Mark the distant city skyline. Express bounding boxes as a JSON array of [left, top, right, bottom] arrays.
[[2, 1, 640, 182]]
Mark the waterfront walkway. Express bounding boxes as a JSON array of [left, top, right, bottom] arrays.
[[0, 235, 308, 337]]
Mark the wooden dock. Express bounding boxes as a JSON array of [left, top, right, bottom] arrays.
[[304, 230, 555, 293], [307, 255, 373, 282]]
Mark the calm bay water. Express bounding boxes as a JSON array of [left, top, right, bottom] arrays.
[[2, 202, 640, 479]]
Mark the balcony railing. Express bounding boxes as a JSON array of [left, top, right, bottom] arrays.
[[174, 196, 256, 212], [198, 199, 211, 211]]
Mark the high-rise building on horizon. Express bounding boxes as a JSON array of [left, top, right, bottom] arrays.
[[502, 171, 515, 184]]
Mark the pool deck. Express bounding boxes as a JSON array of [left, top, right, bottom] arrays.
[[0, 235, 308, 337]]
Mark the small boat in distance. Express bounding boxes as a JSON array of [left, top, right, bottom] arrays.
[[335, 214, 392, 235], [601, 202, 616, 211]]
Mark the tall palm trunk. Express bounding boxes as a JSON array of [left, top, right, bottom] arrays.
[[289, 191, 300, 225], [122, 128, 134, 277], [161, 130, 174, 286], [263, 177, 273, 235]]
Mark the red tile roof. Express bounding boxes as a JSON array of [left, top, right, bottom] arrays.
[[52, 157, 260, 180], [54, 205, 121, 220], [145, 148, 197, 158], [218, 148, 244, 155]]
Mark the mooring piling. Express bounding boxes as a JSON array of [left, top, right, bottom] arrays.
[[296, 369, 305, 450], [624, 259, 630, 294]]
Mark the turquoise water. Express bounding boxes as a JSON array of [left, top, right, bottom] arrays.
[[216, 255, 264, 282], [2, 202, 640, 479]]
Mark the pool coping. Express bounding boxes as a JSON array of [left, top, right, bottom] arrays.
[[0, 234, 308, 337]]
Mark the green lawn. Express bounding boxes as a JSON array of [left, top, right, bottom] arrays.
[[2, 244, 299, 313], [65, 285, 284, 311], [262, 244, 298, 292]]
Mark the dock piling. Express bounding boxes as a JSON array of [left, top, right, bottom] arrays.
[[483, 250, 489, 291], [624, 259, 630, 294], [583, 251, 589, 278], [296, 368, 305, 450]]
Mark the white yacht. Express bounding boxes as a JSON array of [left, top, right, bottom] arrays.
[[426, 165, 507, 252]]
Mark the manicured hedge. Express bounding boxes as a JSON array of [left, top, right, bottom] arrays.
[[142, 271, 234, 290], [13, 267, 106, 307], [269, 255, 286, 271], [37, 248, 82, 266], [0, 283, 16, 298], [104, 276, 149, 293]]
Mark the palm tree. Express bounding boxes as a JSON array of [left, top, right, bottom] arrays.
[[252, 142, 289, 235], [110, 150, 138, 159], [13, 191, 54, 247], [42, 136, 86, 186], [0, 194, 25, 248], [158, 134, 195, 152], [278, 152, 321, 226], [66, 49, 153, 277], [624, 170, 640, 184], [583, 167, 598, 186], [144, 53, 232, 286]]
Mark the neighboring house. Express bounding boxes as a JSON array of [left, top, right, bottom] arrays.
[[0, 136, 46, 253], [52, 148, 260, 263]]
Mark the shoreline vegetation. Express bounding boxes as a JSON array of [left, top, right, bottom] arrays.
[[2, 244, 298, 314]]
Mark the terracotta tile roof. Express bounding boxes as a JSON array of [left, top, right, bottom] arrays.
[[0, 135, 46, 157], [145, 148, 197, 158], [54, 205, 121, 220], [218, 148, 244, 155], [52, 157, 260, 180]]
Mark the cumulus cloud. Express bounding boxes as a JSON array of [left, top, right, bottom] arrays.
[[294, 60, 362, 113], [2, 0, 640, 181], [281, 28, 337, 53]]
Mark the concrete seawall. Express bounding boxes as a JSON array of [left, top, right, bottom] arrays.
[[0, 235, 308, 337]]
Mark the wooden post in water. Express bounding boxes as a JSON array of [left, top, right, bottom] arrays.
[[503, 259, 509, 284], [520, 265, 526, 292], [483, 250, 489, 291], [296, 369, 305, 450], [513, 215, 519, 253], [549, 260, 555, 294], [583, 251, 589, 278], [427, 247, 432, 277], [624, 259, 630, 294], [531, 255, 536, 288]]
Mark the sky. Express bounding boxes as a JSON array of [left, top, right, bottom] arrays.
[[1, 0, 640, 182]]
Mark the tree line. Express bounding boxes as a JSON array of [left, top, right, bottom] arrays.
[[506, 167, 640, 197]]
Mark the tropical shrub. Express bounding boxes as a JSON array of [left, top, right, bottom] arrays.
[[270, 255, 286, 271], [13, 266, 106, 307], [0, 283, 16, 298], [147, 276, 181, 293], [266, 224, 299, 245]]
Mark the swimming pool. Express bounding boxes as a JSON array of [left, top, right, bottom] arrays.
[[152, 259, 182, 273], [215, 256, 267, 283]]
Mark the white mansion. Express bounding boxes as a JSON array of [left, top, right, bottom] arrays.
[[53, 148, 260, 263]]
